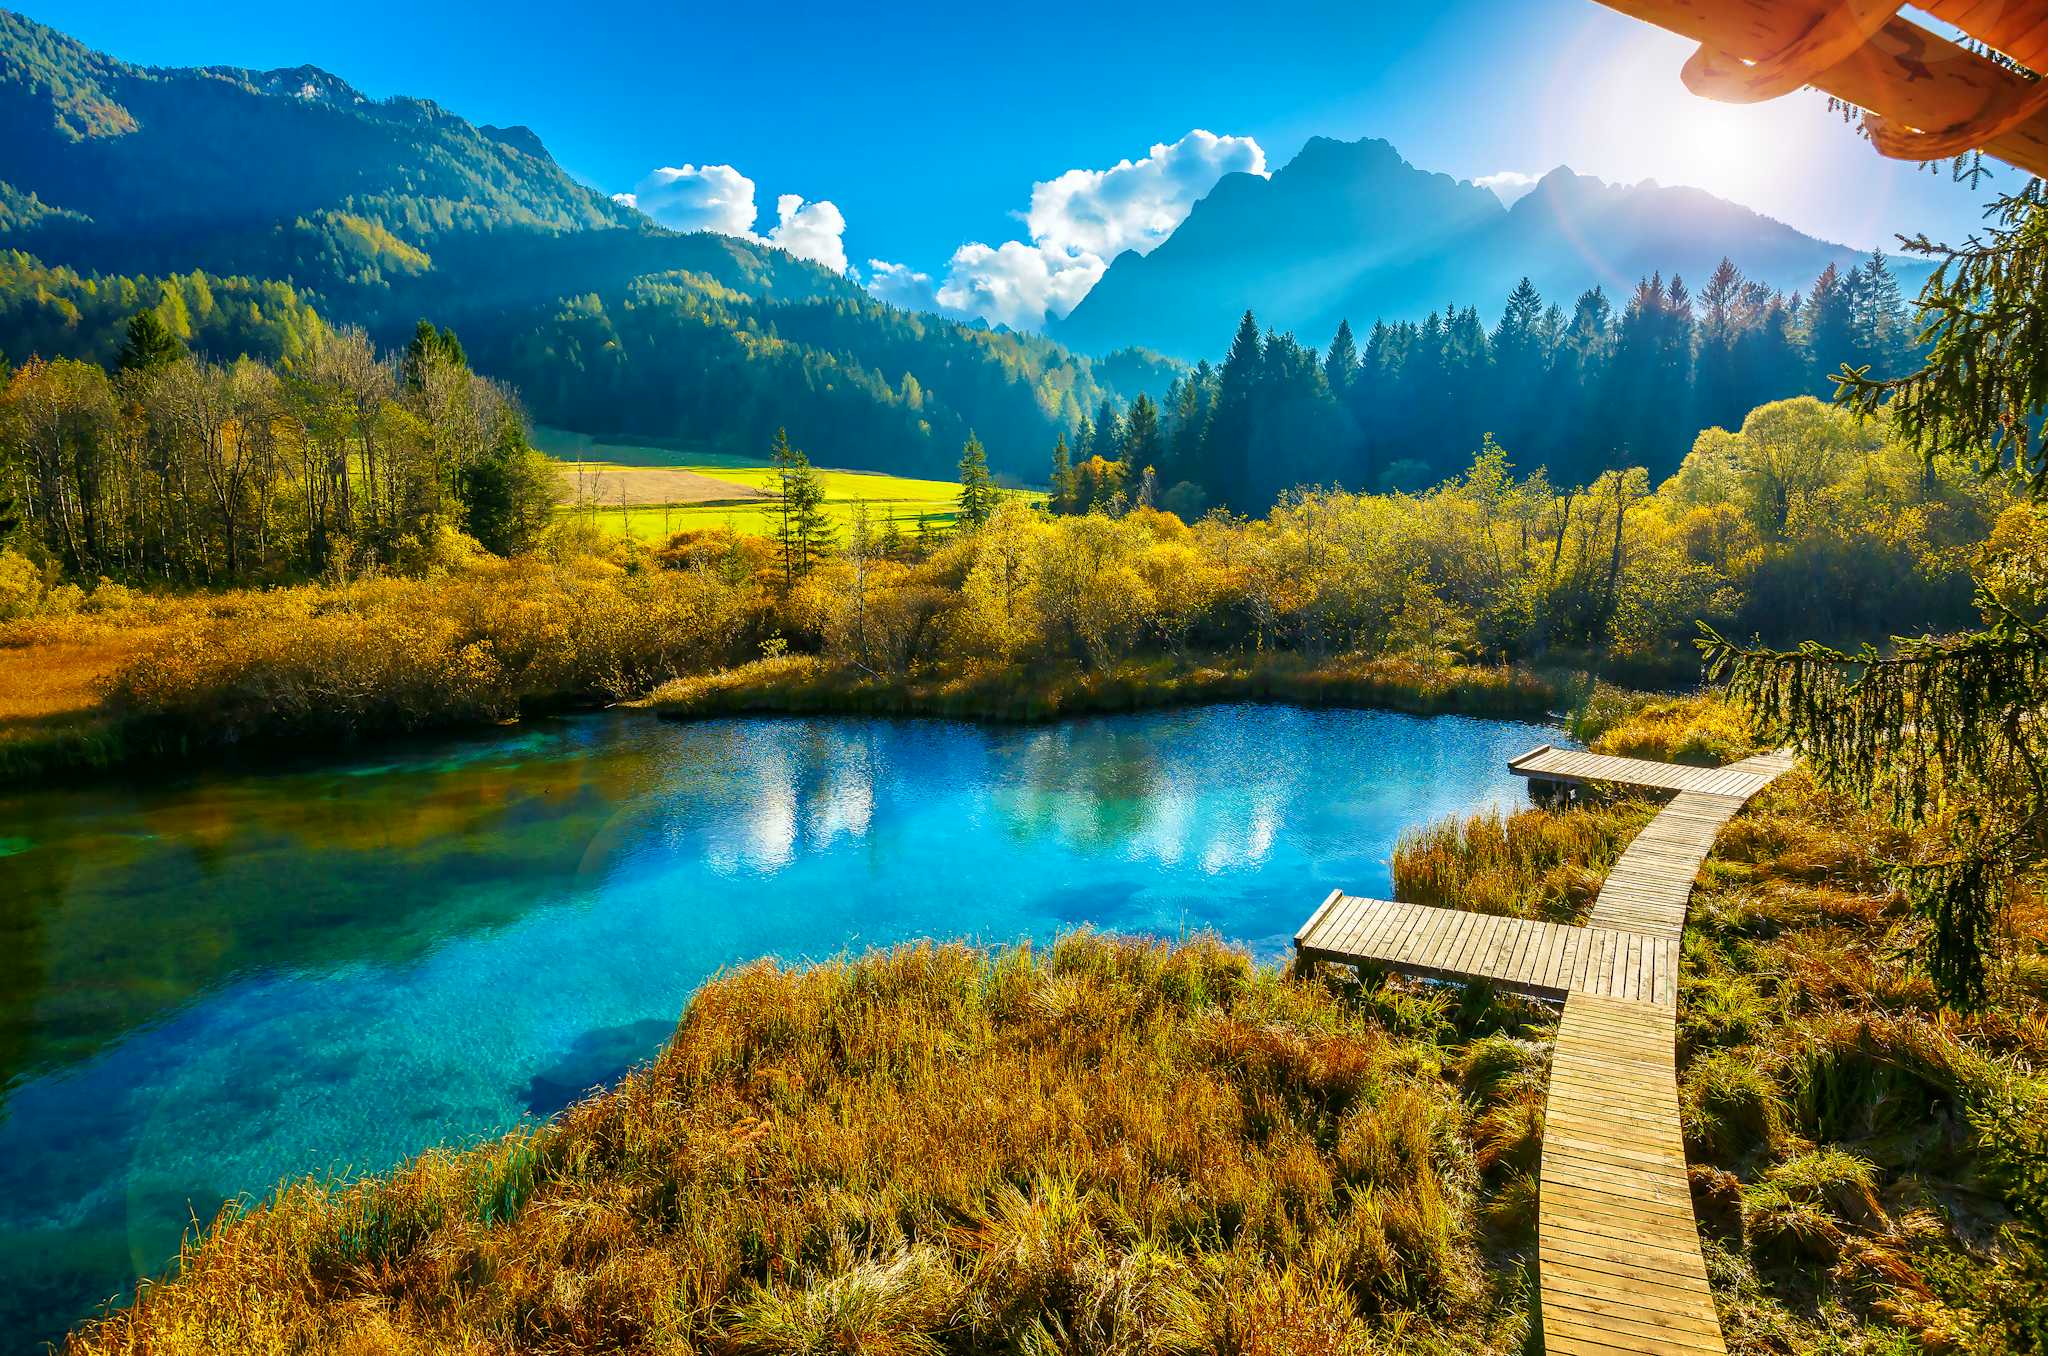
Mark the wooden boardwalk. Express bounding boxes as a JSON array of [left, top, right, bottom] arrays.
[[1295, 746, 1794, 1355], [1294, 893, 1679, 1006]]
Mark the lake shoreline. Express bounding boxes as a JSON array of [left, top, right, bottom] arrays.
[[0, 652, 1582, 789], [647, 653, 1575, 726]]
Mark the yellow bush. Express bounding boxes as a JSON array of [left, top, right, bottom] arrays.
[[0, 546, 41, 619]]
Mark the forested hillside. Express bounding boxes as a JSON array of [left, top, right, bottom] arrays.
[[0, 12, 1173, 479]]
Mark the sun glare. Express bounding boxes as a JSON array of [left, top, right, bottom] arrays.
[[1556, 22, 1828, 212]]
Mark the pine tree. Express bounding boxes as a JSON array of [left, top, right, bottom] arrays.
[[1709, 182, 2048, 1009], [1850, 249, 1910, 379], [117, 309, 184, 371], [1323, 319, 1360, 400], [1206, 310, 1265, 507], [1695, 258, 1748, 432], [403, 318, 466, 390], [1492, 278, 1546, 450], [957, 430, 995, 530], [1091, 398, 1123, 463], [1049, 432, 1074, 515], [1123, 393, 1162, 474], [1805, 263, 1857, 396], [771, 426, 832, 581], [793, 459, 836, 571], [1170, 365, 1210, 489]]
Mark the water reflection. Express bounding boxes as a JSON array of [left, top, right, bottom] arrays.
[[0, 705, 1562, 1349]]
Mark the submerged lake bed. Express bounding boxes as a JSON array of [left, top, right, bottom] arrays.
[[0, 704, 1563, 1347]]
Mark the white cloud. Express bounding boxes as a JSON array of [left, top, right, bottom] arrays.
[[616, 164, 850, 274], [1475, 170, 1540, 207], [765, 194, 847, 273], [865, 129, 1267, 331], [1026, 129, 1266, 261], [935, 241, 1106, 331], [865, 258, 941, 314], [617, 163, 759, 236]]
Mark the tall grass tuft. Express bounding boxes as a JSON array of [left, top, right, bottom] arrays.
[[63, 935, 1507, 1355], [1392, 800, 1656, 923]]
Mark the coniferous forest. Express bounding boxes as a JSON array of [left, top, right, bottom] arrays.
[[1050, 254, 1914, 515]]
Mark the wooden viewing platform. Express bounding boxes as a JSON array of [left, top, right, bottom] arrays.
[[1295, 745, 1794, 1354]]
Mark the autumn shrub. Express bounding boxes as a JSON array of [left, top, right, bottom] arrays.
[[102, 557, 749, 749], [0, 545, 43, 619]]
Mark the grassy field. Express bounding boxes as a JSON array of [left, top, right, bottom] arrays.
[[533, 425, 1031, 541], [562, 461, 972, 540], [530, 426, 759, 470]]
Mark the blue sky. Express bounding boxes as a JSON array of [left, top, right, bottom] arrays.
[[22, 0, 2012, 324]]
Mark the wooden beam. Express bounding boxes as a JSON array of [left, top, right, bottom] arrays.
[[1592, 0, 2048, 176]]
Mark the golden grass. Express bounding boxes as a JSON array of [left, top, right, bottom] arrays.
[[0, 553, 760, 780], [647, 653, 1563, 726], [0, 617, 172, 775], [1580, 690, 1761, 766], [63, 935, 1535, 1356], [1390, 799, 1657, 924], [0, 625, 149, 721]]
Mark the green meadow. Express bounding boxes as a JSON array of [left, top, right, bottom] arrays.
[[532, 426, 1037, 540]]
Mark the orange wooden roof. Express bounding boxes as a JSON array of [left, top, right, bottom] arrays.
[[1595, 0, 2048, 176]]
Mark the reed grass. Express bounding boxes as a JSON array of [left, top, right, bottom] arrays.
[[63, 934, 1536, 1356], [1390, 800, 1656, 924], [647, 653, 1564, 726]]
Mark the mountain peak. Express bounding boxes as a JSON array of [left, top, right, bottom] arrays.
[[229, 64, 366, 106], [1523, 165, 1605, 204], [1057, 134, 1895, 361], [480, 123, 553, 162], [1278, 136, 1442, 190]]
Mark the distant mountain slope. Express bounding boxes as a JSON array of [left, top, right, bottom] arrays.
[[1055, 137, 1907, 360], [0, 9, 630, 269], [0, 12, 1177, 479]]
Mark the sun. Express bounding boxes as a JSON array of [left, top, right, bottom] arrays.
[[1667, 96, 1783, 200]]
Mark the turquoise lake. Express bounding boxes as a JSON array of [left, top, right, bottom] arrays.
[[0, 704, 1563, 1348]]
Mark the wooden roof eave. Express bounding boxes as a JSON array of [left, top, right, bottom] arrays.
[[1598, 0, 2048, 177]]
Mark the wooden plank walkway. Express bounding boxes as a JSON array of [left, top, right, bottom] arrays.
[[1294, 894, 1680, 1006], [1295, 746, 1795, 1355]]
